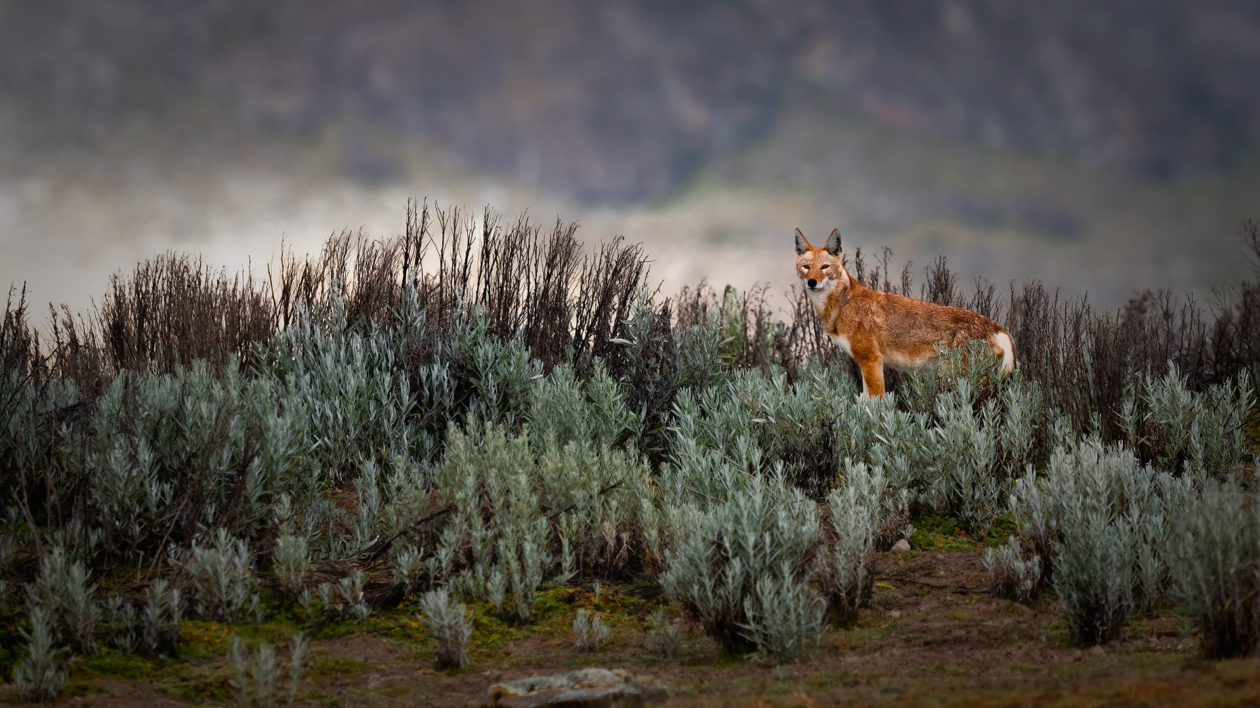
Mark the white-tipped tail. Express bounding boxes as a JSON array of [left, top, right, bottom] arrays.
[[991, 331, 1015, 373]]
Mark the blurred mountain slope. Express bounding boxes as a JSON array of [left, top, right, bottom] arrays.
[[2, 0, 1257, 203]]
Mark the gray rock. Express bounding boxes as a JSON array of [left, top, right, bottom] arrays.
[[484, 668, 667, 708], [891, 538, 912, 552]]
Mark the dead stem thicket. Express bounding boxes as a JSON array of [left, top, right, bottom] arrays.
[[1, 208, 1256, 543], [7, 209, 1254, 434]]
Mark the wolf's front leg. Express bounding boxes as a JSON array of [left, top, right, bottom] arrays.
[[857, 357, 886, 398]]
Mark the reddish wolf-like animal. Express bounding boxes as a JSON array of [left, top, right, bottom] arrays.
[[795, 228, 1015, 397]]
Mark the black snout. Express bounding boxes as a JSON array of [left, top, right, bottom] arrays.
[[807, 278, 818, 289]]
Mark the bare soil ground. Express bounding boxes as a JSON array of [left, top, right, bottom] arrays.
[[9, 546, 1255, 707]]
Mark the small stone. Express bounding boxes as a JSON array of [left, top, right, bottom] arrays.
[[889, 610, 902, 619], [891, 539, 911, 552], [485, 667, 668, 707]]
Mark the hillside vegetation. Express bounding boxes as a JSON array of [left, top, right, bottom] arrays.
[[1, 202, 1258, 704]]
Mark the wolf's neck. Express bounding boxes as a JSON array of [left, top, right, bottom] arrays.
[[815, 271, 857, 314]]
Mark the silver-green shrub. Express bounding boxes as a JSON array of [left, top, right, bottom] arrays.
[[573, 608, 610, 652], [667, 366, 851, 495], [835, 394, 936, 498], [1120, 363, 1254, 476], [1009, 439, 1182, 643], [103, 593, 138, 654], [446, 312, 542, 430], [923, 381, 1004, 527], [528, 360, 634, 450], [983, 536, 1042, 603], [819, 468, 880, 624], [327, 570, 370, 622], [419, 588, 472, 669], [659, 471, 822, 655], [185, 529, 260, 621], [647, 607, 682, 658], [229, 636, 279, 708], [901, 339, 1004, 417], [86, 360, 312, 559], [26, 545, 99, 654], [390, 543, 425, 595], [1168, 478, 1260, 658], [533, 437, 658, 576], [423, 422, 657, 620], [741, 562, 827, 665], [14, 607, 68, 703], [272, 534, 310, 598], [287, 633, 309, 706], [257, 299, 416, 481], [664, 344, 1039, 528], [1052, 512, 1136, 644], [141, 578, 183, 656]]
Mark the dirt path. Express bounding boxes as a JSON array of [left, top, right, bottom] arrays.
[[27, 549, 1260, 706], [303, 550, 1260, 706]]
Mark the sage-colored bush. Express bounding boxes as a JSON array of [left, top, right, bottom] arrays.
[[1168, 478, 1260, 658], [983, 537, 1042, 603], [13, 607, 68, 703], [185, 529, 260, 622], [1009, 439, 1191, 642], [420, 588, 472, 669], [659, 471, 822, 656]]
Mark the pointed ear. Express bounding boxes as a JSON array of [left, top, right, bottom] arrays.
[[825, 228, 842, 256], [794, 228, 812, 255]]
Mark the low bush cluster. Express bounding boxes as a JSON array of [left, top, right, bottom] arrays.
[[1, 203, 1257, 695]]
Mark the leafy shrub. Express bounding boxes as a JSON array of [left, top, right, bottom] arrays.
[[229, 636, 280, 708], [185, 529, 260, 622], [390, 543, 425, 595], [257, 301, 417, 479], [740, 563, 827, 664], [1118, 363, 1255, 476], [1052, 511, 1136, 644], [606, 292, 728, 460], [318, 571, 370, 622], [659, 472, 822, 655], [13, 607, 68, 703], [441, 309, 542, 431], [1168, 478, 1260, 658], [668, 365, 850, 496], [983, 537, 1042, 603], [818, 470, 880, 624], [647, 608, 683, 658], [272, 534, 310, 598], [1009, 439, 1188, 642], [419, 588, 472, 669], [103, 593, 139, 654], [527, 360, 634, 451], [573, 608, 610, 652], [920, 381, 1005, 528], [85, 361, 311, 559], [287, 634, 309, 705], [25, 546, 99, 654], [424, 422, 657, 618], [141, 579, 183, 656]]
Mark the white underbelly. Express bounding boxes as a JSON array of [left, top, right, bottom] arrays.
[[883, 351, 933, 371]]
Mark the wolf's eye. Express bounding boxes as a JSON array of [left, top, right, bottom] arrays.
[[820, 264, 830, 270]]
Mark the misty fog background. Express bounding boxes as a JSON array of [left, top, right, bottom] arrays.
[[2, 0, 1258, 318]]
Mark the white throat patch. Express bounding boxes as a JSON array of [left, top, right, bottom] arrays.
[[804, 277, 837, 306]]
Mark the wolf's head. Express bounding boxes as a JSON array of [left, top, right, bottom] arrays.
[[794, 228, 848, 297]]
